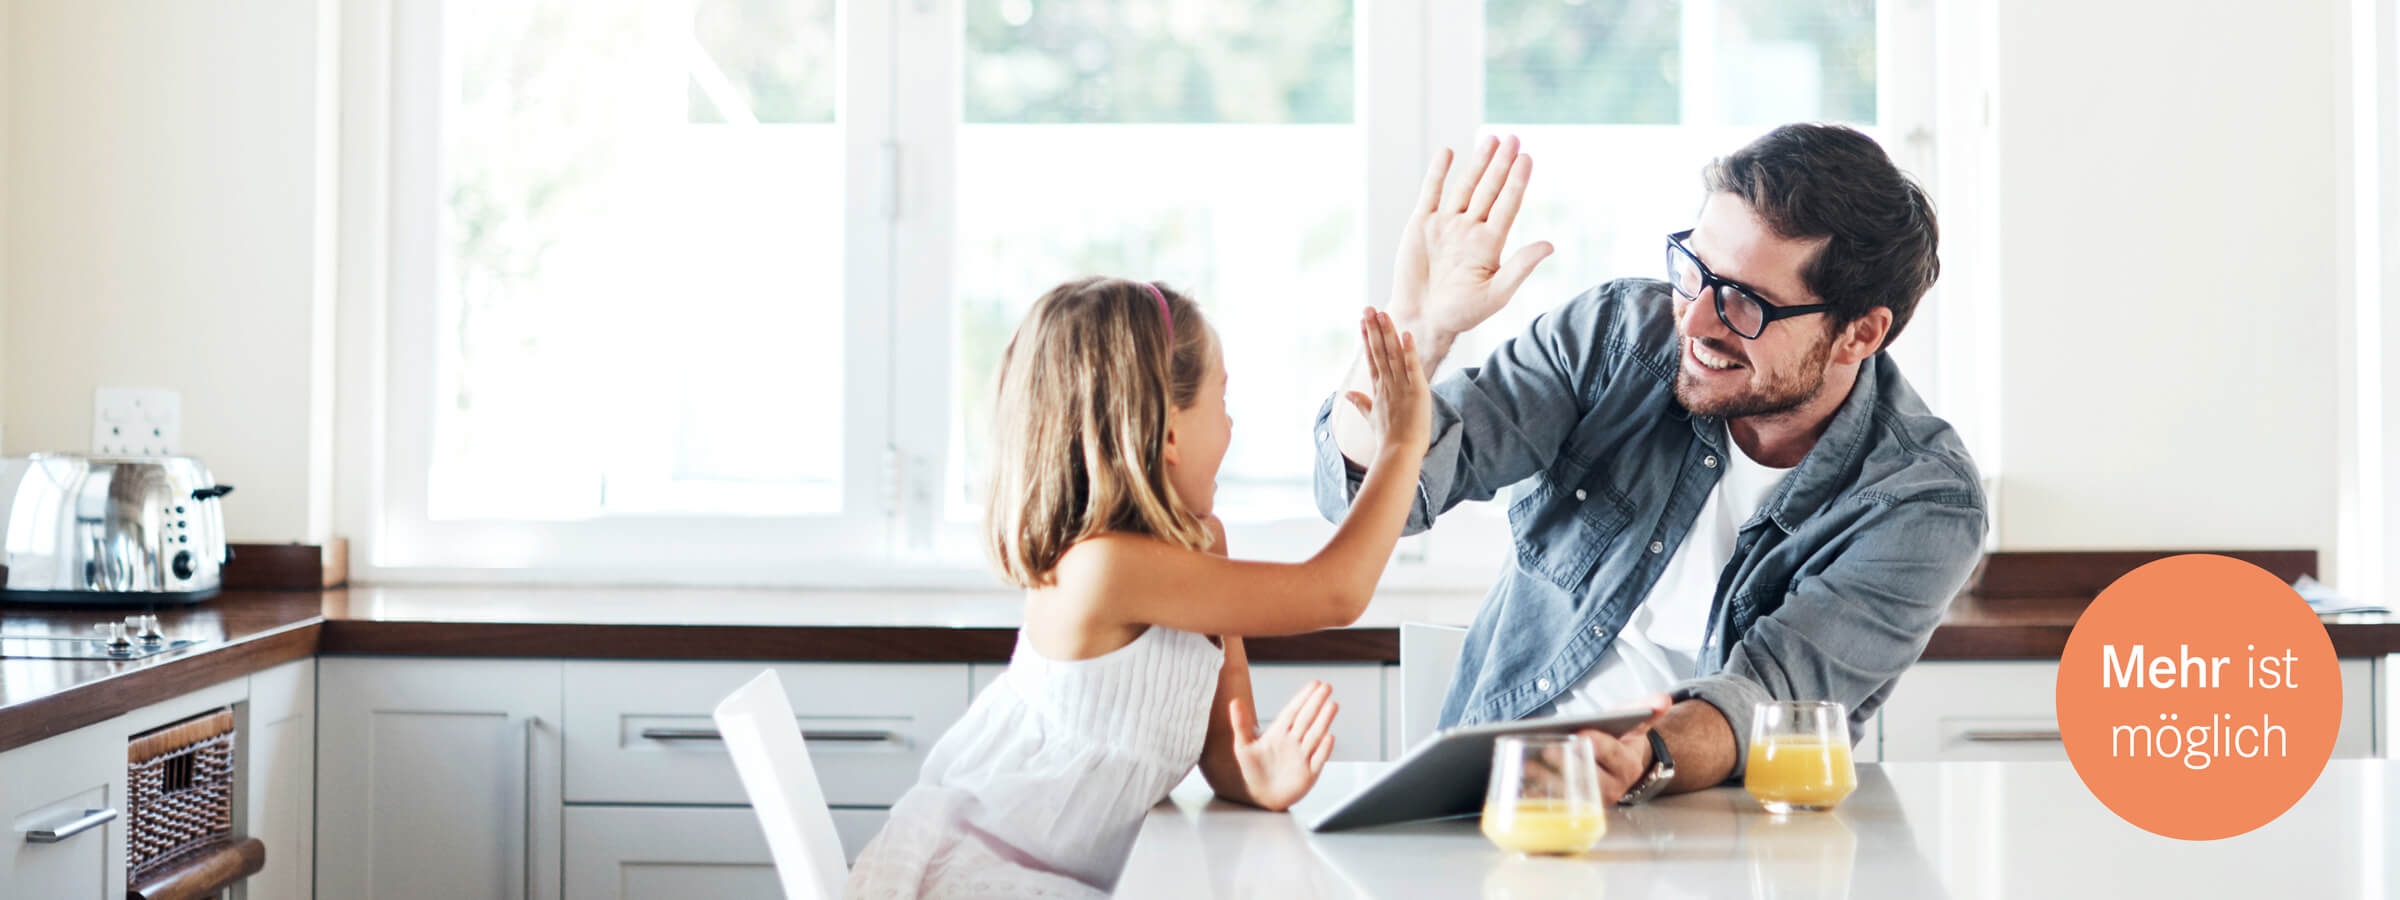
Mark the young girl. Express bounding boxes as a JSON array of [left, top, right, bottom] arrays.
[[845, 277, 1432, 898]]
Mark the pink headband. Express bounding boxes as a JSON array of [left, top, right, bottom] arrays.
[[1141, 281, 1174, 343]]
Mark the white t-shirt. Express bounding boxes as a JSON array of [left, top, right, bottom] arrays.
[[1551, 425, 1793, 717]]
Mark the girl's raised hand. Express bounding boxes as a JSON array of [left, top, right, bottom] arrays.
[[1228, 681, 1339, 811], [1341, 309, 1433, 461]]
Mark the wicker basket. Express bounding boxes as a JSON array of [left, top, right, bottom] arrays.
[[126, 708, 237, 882]]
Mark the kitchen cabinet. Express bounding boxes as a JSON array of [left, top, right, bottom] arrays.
[[317, 657, 564, 900], [974, 660, 1389, 761], [1246, 663, 1386, 762], [238, 658, 315, 900], [561, 660, 966, 868], [563, 805, 780, 899], [0, 717, 128, 900], [1880, 658, 2379, 761]]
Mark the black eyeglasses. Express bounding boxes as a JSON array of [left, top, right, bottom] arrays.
[[1666, 229, 1832, 339]]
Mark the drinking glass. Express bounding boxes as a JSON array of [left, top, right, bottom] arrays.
[[1744, 700, 1857, 813], [1480, 733, 1606, 856]]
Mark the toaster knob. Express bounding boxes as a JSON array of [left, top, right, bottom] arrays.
[[171, 550, 195, 580]]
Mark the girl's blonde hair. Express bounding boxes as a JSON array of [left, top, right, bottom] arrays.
[[986, 277, 1217, 587]]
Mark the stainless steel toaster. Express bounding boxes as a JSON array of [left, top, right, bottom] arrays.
[[0, 454, 234, 605]]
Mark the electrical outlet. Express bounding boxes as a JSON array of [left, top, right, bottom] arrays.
[[93, 388, 181, 456]]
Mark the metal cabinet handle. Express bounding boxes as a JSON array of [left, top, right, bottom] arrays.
[[638, 727, 725, 741], [637, 727, 900, 744], [1960, 729, 2063, 743], [803, 730, 901, 744], [24, 808, 116, 844]]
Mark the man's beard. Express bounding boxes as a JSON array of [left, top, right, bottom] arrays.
[[1674, 336, 1832, 419]]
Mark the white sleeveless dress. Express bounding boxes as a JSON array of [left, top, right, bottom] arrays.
[[845, 625, 1225, 899]]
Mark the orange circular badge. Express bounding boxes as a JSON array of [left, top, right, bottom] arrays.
[[2056, 554, 2341, 840]]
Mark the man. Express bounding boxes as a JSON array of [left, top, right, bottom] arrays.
[[1315, 124, 1985, 804]]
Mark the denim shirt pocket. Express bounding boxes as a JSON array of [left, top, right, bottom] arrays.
[[1509, 474, 1635, 592]]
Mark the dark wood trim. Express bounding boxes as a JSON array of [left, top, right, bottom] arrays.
[[318, 620, 1023, 662], [1969, 550, 2318, 599], [1248, 629, 1399, 662], [222, 539, 348, 590], [130, 837, 267, 900], [316, 621, 1404, 664]]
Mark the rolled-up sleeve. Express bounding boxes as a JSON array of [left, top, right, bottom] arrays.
[[1670, 498, 1987, 779], [1311, 286, 1622, 535]]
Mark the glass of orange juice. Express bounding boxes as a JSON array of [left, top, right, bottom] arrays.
[[1744, 700, 1857, 814], [1480, 734, 1606, 856]]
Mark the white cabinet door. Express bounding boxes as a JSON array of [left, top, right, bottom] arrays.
[[318, 657, 564, 900], [240, 658, 315, 900], [1882, 661, 2068, 762], [559, 805, 892, 897], [977, 658, 1386, 761], [0, 718, 127, 900], [1882, 658, 2378, 761], [1247, 664, 1385, 762], [562, 806, 780, 900]]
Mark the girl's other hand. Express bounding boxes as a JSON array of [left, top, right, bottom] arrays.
[[1229, 680, 1339, 811], [1342, 309, 1433, 461]]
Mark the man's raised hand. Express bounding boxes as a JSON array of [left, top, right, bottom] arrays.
[[1388, 135, 1554, 349]]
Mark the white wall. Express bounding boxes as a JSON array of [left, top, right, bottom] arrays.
[[1988, 0, 2340, 556], [3, 0, 338, 543]]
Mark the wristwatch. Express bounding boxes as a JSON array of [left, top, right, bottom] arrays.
[[1618, 730, 1675, 805]]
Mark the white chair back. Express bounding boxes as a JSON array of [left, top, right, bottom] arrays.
[[713, 670, 851, 900], [1398, 622, 1470, 752]]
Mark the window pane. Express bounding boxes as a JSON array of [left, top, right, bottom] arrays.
[[965, 0, 1353, 123], [1487, 0, 1681, 124], [435, 0, 843, 520], [1485, 0, 1876, 126], [951, 0, 1362, 525], [1477, 0, 1884, 353]]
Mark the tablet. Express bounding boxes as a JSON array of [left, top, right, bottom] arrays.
[[1300, 708, 1656, 832]]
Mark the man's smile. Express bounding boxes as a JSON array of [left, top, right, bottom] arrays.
[[1687, 337, 1746, 373]]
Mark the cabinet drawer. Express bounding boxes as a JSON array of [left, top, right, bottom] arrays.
[[562, 804, 888, 900], [1881, 661, 2064, 762], [1884, 658, 2378, 762], [565, 805, 780, 900], [563, 662, 969, 806], [1, 718, 127, 900]]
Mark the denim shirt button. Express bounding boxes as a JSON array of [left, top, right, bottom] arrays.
[[1704, 455, 1719, 468], [1649, 540, 1665, 554], [1536, 677, 1553, 692], [1574, 489, 1587, 501], [1591, 625, 1605, 638]]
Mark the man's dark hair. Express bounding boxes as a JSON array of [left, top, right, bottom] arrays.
[[1703, 123, 1939, 350]]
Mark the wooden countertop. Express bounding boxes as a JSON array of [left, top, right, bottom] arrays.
[[4, 584, 2394, 753]]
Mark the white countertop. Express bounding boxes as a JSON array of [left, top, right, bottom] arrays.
[[1119, 760, 2396, 899]]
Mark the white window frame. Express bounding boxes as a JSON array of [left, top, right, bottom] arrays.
[[337, 0, 1957, 587]]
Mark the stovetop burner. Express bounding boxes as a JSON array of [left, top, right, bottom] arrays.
[[0, 615, 204, 660]]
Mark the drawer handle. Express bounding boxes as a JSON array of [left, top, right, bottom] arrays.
[[1960, 729, 2063, 743], [24, 808, 117, 844], [638, 727, 900, 744]]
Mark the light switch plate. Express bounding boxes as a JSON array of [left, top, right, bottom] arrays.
[[93, 388, 181, 456]]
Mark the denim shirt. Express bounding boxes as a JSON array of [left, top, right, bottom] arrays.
[[1312, 279, 1987, 776]]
